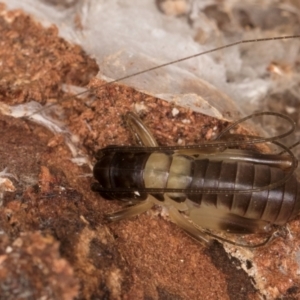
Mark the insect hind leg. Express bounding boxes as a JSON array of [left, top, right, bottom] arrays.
[[187, 204, 272, 234], [169, 205, 275, 247], [167, 206, 212, 245]]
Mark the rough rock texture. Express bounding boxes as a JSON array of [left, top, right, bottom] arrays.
[[0, 3, 299, 300]]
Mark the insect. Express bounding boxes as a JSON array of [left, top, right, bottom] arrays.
[[29, 34, 300, 247], [91, 109, 300, 247]]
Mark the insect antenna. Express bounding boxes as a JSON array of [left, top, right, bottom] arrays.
[[26, 35, 300, 118], [278, 140, 300, 155], [98, 111, 296, 152], [215, 111, 296, 143], [203, 229, 277, 248]]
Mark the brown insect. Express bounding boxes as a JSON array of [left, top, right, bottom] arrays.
[[28, 35, 300, 247], [91, 110, 300, 247]]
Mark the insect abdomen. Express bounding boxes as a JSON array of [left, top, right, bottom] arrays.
[[187, 159, 300, 225]]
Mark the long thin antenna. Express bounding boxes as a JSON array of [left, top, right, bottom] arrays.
[[101, 35, 300, 85], [29, 35, 300, 117]]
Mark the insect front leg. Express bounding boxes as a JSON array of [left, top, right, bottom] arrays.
[[105, 194, 155, 222], [125, 112, 158, 147]]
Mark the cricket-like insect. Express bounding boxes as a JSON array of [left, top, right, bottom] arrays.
[[91, 110, 300, 247], [30, 35, 300, 247]]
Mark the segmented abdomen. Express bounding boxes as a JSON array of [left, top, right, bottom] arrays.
[[187, 158, 300, 225], [93, 149, 300, 225]]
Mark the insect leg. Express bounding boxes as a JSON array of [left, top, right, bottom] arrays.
[[105, 194, 155, 222], [167, 206, 212, 245], [125, 112, 158, 147], [183, 203, 276, 248], [105, 192, 212, 245], [164, 195, 275, 247], [186, 204, 271, 234]]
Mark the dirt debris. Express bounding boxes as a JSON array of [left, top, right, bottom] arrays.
[[0, 231, 79, 300]]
